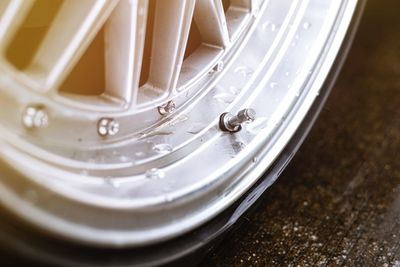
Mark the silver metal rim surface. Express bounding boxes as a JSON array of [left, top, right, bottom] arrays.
[[0, 0, 358, 247]]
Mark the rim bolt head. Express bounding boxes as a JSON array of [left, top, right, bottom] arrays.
[[22, 105, 49, 129], [210, 61, 224, 74], [158, 101, 176, 115], [97, 118, 119, 137]]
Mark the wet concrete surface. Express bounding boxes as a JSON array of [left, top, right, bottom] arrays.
[[203, 1, 400, 266]]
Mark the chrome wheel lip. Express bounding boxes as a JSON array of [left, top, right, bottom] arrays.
[[0, 0, 358, 247]]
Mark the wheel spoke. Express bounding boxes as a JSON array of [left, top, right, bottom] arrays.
[[224, 0, 253, 41], [138, 0, 196, 102], [1, 0, 118, 93], [193, 0, 230, 48], [0, 0, 34, 49], [0, 1, 9, 16], [104, 0, 148, 106]]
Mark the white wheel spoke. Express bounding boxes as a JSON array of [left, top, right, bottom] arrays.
[[193, 0, 230, 48], [0, 0, 34, 48], [0, 0, 253, 107], [104, 0, 148, 106], [139, 0, 196, 101], [231, 0, 252, 9], [0, 1, 9, 17], [224, 0, 253, 41], [1, 0, 118, 93], [0, 0, 257, 109]]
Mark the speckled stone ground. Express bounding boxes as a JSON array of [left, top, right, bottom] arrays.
[[203, 1, 400, 266]]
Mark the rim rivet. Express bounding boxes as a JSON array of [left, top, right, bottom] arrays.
[[219, 108, 256, 133], [158, 100, 176, 115], [22, 105, 49, 130], [97, 118, 119, 137]]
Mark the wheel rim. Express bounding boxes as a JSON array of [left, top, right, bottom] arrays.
[[0, 0, 358, 247]]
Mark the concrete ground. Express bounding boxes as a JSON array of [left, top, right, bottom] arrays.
[[203, 0, 400, 266]]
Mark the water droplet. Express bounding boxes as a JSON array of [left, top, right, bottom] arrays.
[[303, 22, 311, 30], [176, 86, 186, 92], [135, 151, 145, 158], [285, 71, 290, 77], [164, 194, 173, 203], [104, 177, 120, 188], [234, 66, 253, 77], [140, 130, 174, 138], [262, 21, 278, 32], [246, 117, 268, 135], [187, 123, 205, 134], [167, 114, 189, 127], [214, 93, 235, 104], [119, 155, 131, 162], [253, 157, 258, 163], [229, 86, 241, 95], [152, 144, 173, 154], [252, 7, 260, 17], [269, 82, 278, 89], [80, 169, 89, 176], [145, 168, 165, 179], [232, 141, 246, 152]]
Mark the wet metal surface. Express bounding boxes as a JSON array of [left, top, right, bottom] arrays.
[[204, 1, 400, 266]]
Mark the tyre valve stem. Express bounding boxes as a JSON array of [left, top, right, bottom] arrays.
[[219, 108, 256, 133]]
